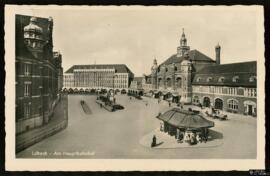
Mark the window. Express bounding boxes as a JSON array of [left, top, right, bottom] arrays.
[[24, 103, 31, 118], [25, 64, 30, 76], [232, 76, 239, 82], [218, 77, 225, 83], [228, 99, 238, 110], [207, 77, 212, 82], [176, 77, 182, 88], [249, 76, 256, 82], [24, 83, 30, 97]]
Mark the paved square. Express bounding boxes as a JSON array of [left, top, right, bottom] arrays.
[[17, 94, 257, 159]]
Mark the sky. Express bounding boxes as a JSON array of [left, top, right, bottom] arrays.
[[14, 6, 262, 76]]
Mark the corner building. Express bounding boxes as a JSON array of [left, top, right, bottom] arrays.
[[16, 15, 63, 134], [148, 29, 257, 116]]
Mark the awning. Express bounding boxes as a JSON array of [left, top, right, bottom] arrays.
[[156, 108, 214, 129]]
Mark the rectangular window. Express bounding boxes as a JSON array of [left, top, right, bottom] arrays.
[[25, 64, 30, 76], [24, 103, 31, 118], [24, 83, 30, 97]]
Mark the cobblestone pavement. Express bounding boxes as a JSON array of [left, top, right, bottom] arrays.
[[17, 94, 256, 159]]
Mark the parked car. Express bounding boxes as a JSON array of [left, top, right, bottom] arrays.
[[135, 95, 142, 100], [112, 104, 124, 111]]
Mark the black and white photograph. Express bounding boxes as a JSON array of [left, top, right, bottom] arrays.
[[5, 5, 265, 171]]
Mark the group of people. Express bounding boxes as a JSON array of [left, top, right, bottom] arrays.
[[180, 130, 209, 145]]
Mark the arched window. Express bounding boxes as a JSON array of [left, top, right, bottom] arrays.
[[158, 78, 162, 87], [196, 77, 201, 82], [232, 76, 239, 83], [228, 99, 238, 110], [249, 76, 256, 82], [207, 77, 212, 82], [166, 78, 171, 87], [176, 77, 182, 88], [218, 77, 225, 83]]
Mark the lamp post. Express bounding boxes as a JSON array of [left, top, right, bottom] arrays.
[[112, 75, 118, 95], [112, 75, 118, 104]]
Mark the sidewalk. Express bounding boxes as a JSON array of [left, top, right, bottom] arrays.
[[16, 95, 68, 153], [139, 128, 223, 149]]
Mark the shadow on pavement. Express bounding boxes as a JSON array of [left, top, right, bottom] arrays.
[[208, 129, 223, 141]]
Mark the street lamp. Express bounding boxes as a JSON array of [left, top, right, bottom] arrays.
[[111, 75, 118, 104]]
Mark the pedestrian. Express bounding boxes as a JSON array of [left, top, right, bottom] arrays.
[[151, 135, 157, 148], [169, 101, 171, 107]]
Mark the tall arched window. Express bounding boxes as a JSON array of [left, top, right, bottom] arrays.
[[158, 78, 162, 87], [176, 77, 182, 88], [166, 78, 171, 87]]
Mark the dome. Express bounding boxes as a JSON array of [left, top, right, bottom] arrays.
[[24, 16, 43, 34]]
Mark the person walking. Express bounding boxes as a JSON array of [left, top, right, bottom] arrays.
[[151, 135, 157, 148]]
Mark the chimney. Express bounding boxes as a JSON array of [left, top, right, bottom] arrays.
[[215, 43, 221, 65]]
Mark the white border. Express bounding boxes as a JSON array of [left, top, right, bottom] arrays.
[[5, 5, 265, 171]]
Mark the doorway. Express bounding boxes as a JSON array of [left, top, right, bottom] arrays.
[[248, 105, 253, 115]]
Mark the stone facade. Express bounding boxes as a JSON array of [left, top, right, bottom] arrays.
[[146, 29, 257, 116], [16, 15, 62, 134]]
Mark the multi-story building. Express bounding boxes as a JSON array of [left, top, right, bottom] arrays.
[[16, 15, 63, 134], [63, 64, 134, 92], [129, 77, 144, 95], [142, 74, 152, 93], [192, 61, 257, 116], [146, 29, 257, 116]]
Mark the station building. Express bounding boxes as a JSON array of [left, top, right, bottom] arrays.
[[63, 64, 134, 93], [16, 15, 63, 134], [145, 29, 257, 117]]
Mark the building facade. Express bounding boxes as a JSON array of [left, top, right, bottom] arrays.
[[16, 15, 63, 134], [129, 77, 144, 95], [54, 51, 64, 93], [63, 64, 134, 92], [146, 29, 257, 116], [192, 61, 257, 116]]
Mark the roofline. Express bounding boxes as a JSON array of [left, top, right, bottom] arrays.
[[214, 60, 256, 66]]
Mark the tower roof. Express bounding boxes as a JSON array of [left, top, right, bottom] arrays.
[[24, 16, 43, 34], [180, 28, 187, 42]]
